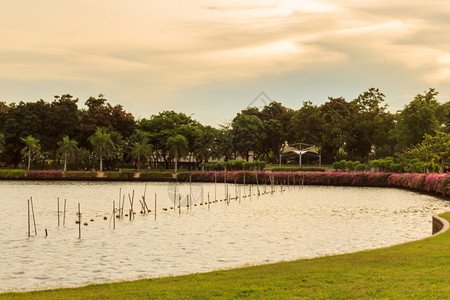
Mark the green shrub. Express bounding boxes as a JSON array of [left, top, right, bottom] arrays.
[[352, 161, 361, 170], [257, 161, 266, 171], [332, 160, 347, 171], [344, 161, 354, 171], [176, 172, 190, 182], [356, 164, 367, 172], [369, 160, 380, 168], [104, 171, 135, 180], [0, 169, 26, 179], [139, 171, 173, 181]]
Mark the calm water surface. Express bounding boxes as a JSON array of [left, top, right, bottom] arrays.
[[0, 181, 449, 292]]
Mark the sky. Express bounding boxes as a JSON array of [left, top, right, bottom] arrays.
[[1, 0, 449, 126]]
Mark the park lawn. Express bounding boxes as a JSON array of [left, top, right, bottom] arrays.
[[2, 213, 449, 299]]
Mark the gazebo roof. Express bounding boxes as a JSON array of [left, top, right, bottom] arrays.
[[281, 145, 319, 156]]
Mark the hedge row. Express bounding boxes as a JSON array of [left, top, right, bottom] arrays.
[[270, 167, 326, 172], [176, 171, 450, 198], [1, 169, 448, 198], [0, 170, 173, 181], [0, 169, 26, 179]]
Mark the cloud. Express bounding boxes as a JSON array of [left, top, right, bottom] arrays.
[[0, 0, 449, 125]]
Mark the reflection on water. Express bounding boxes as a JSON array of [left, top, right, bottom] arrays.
[[0, 181, 448, 293]]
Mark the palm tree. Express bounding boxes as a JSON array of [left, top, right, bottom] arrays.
[[129, 130, 152, 171], [20, 135, 40, 171], [166, 134, 188, 173], [57, 136, 78, 171], [88, 128, 115, 172]]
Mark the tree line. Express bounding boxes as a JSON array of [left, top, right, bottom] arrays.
[[0, 88, 448, 171]]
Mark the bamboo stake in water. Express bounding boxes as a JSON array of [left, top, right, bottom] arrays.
[[201, 186, 204, 205], [113, 201, 116, 230], [243, 171, 246, 197], [208, 192, 210, 211], [27, 199, 30, 237], [154, 193, 157, 221], [143, 183, 147, 203], [178, 194, 181, 215], [57, 197, 60, 227], [256, 172, 260, 196], [142, 196, 150, 213], [173, 185, 177, 213], [189, 175, 192, 202], [30, 197, 37, 236], [63, 199, 67, 226], [77, 203, 81, 239], [121, 195, 125, 219]]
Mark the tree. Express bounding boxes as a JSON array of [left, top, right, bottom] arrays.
[[216, 125, 235, 161], [166, 134, 188, 173], [88, 128, 115, 172], [57, 136, 78, 171], [436, 101, 450, 134], [128, 130, 152, 171], [289, 101, 323, 146], [193, 126, 218, 164], [0, 132, 5, 162], [345, 88, 387, 161], [319, 97, 350, 163], [396, 88, 440, 147], [139, 111, 201, 168], [259, 101, 294, 142], [78, 95, 135, 149], [20, 135, 40, 170], [231, 114, 265, 161], [404, 131, 450, 172], [45, 95, 80, 155], [261, 119, 284, 163]]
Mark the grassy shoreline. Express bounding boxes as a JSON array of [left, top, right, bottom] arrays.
[[2, 213, 449, 299]]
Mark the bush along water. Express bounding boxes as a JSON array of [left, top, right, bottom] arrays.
[[199, 160, 266, 171], [177, 171, 450, 198], [270, 166, 326, 172]]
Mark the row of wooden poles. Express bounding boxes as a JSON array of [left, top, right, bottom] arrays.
[[26, 172, 305, 239]]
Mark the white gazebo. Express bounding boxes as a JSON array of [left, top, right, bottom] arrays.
[[279, 143, 321, 167]]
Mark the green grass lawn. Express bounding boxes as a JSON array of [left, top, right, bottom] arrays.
[[2, 213, 449, 299]]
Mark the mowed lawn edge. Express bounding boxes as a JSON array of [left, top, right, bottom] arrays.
[[2, 212, 449, 299]]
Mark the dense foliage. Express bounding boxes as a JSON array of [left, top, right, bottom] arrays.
[[0, 88, 448, 171]]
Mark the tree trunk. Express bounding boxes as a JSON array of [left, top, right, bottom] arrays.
[[27, 149, 31, 171], [137, 155, 140, 171], [99, 153, 103, 172], [64, 153, 67, 172], [175, 154, 178, 173]]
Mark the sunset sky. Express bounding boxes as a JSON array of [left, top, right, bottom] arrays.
[[1, 0, 449, 125]]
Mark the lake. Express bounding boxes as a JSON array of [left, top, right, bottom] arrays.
[[0, 180, 449, 293]]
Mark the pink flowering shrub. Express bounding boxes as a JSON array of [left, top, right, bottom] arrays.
[[25, 170, 64, 180], [182, 171, 450, 198]]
